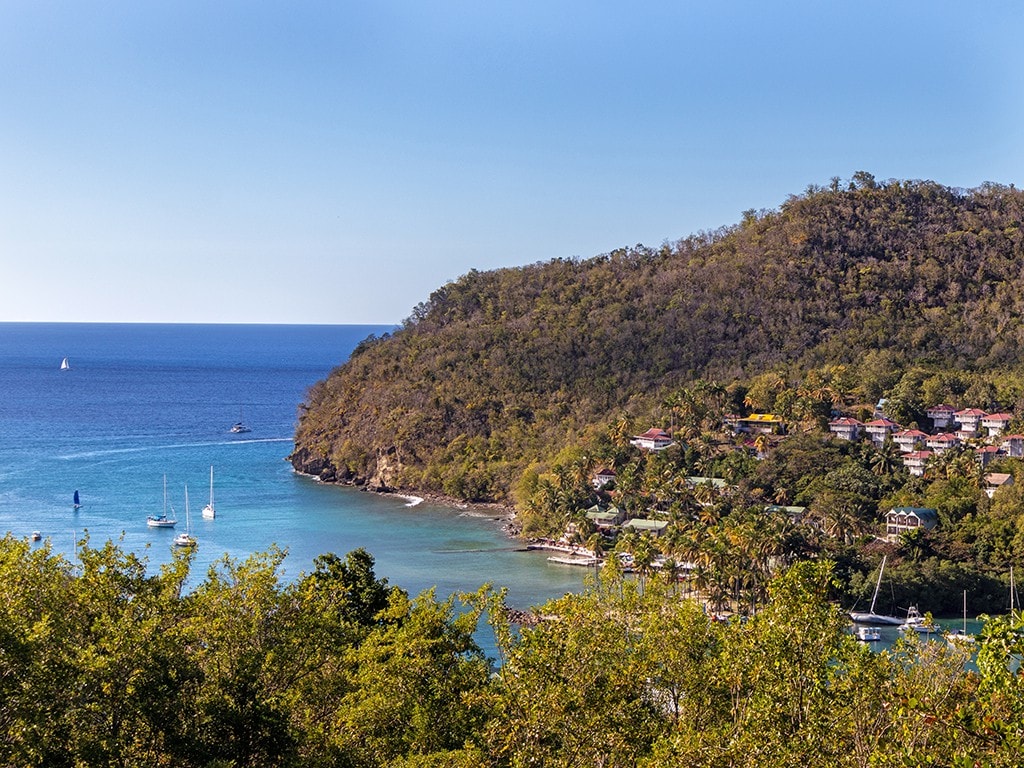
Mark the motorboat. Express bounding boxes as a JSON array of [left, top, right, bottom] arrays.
[[855, 626, 881, 642], [898, 606, 936, 634]]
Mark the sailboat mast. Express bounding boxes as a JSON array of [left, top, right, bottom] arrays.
[[869, 555, 887, 614]]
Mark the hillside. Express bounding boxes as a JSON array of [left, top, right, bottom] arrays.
[[290, 175, 1024, 503]]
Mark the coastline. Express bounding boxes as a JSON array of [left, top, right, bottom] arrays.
[[295, 469, 523, 538]]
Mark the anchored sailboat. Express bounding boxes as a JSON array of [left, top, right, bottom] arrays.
[[147, 475, 177, 528], [850, 555, 903, 625], [202, 466, 216, 519], [174, 485, 197, 548]]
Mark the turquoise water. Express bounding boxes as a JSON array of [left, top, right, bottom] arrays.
[[0, 324, 586, 621]]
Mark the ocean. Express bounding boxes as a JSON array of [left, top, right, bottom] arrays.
[[0, 323, 585, 620]]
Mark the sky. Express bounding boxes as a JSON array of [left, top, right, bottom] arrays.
[[2, 2, 1022, 325]]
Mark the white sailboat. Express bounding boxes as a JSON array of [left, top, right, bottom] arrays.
[[850, 555, 904, 625], [174, 485, 197, 548], [147, 475, 177, 528], [60, 356, 70, 371], [202, 466, 216, 519], [947, 590, 974, 644]]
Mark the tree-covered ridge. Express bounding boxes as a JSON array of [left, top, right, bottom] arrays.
[[292, 175, 1024, 504], [4, 537, 1024, 767]]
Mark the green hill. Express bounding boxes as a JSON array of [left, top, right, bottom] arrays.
[[290, 175, 1024, 503]]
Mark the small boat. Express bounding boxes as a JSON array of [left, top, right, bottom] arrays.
[[147, 475, 177, 528], [946, 590, 975, 645], [850, 555, 904, 625], [60, 356, 70, 371], [173, 485, 197, 548], [230, 410, 251, 434], [899, 605, 937, 634], [73, 489, 80, 510], [855, 626, 881, 642], [547, 554, 600, 567], [202, 466, 216, 519], [30, 531, 41, 542]]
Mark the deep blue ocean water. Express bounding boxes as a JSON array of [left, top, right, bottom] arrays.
[[0, 324, 584, 622]]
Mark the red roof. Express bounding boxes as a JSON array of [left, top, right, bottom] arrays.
[[894, 429, 928, 438], [927, 404, 956, 413], [864, 418, 900, 428], [955, 408, 988, 417], [903, 450, 933, 460], [829, 417, 862, 426], [983, 413, 1014, 421], [928, 433, 959, 442]]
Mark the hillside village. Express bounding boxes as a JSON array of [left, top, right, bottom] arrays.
[[529, 386, 1024, 618]]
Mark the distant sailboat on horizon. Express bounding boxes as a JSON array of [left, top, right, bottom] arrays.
[[60, 356, 70, 371], [73, 489, 80, 510]]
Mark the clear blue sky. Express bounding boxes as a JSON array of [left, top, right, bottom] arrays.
[[2, 2, 1021, 324]]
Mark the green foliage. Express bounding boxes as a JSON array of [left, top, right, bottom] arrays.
[[292, 178, 1024, 507], [5, 537, 1024, 766]]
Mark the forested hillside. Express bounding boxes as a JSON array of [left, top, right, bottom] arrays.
[[291, 175, 1024, 503]]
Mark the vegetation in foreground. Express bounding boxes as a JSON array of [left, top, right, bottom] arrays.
[[3, 535, 1024, 767]]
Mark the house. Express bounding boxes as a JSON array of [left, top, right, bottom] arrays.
[[981, 413, 1014, 437], [765, 504, 808, 523], [925, 433, 960, 453], [585, 505, 625, 529], [926, 404, 957, 430], [975, 444, 1003, 467], [892, 429, 928, 453], [737, 413, 785, 435], [954, 408, 988, 438], [630, 428, 674, 451], [622, 518, 669, 537], [902, 450, 933, 477], [828, 417, 863, 441], [1001, 434, 1024, 458], [885, 507, 938, 541], [984, 472, 1014, 499], [592, 468, 617, 489], [863, 417, 901, 447]]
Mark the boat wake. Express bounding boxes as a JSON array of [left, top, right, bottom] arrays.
[[400, 495, 424, 507], [58, 437, 291, 460]]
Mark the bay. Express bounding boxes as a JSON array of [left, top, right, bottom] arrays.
[[0, 323, 585, 619]]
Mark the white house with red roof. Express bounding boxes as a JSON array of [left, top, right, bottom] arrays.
[[892, 429, 928, 453], [954, 408, 988, 437], [981, 413, 1014, 437], [926, 433, 960, 453], [863, 417, 901, 447], [630, 428, 674, 451], [828, 417, 862, 441], [1001, 434, 1024, 458], [902, 450, 932, 477], [926, 404, 957, 430], [592, 468, 617, 489]]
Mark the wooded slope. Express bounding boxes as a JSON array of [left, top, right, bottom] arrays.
[[291, 176, 1024, 501]]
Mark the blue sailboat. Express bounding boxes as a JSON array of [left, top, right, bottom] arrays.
[[73, 490, 80, 510]]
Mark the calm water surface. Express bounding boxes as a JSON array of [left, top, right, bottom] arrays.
[[0, 324, 585, 623]]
